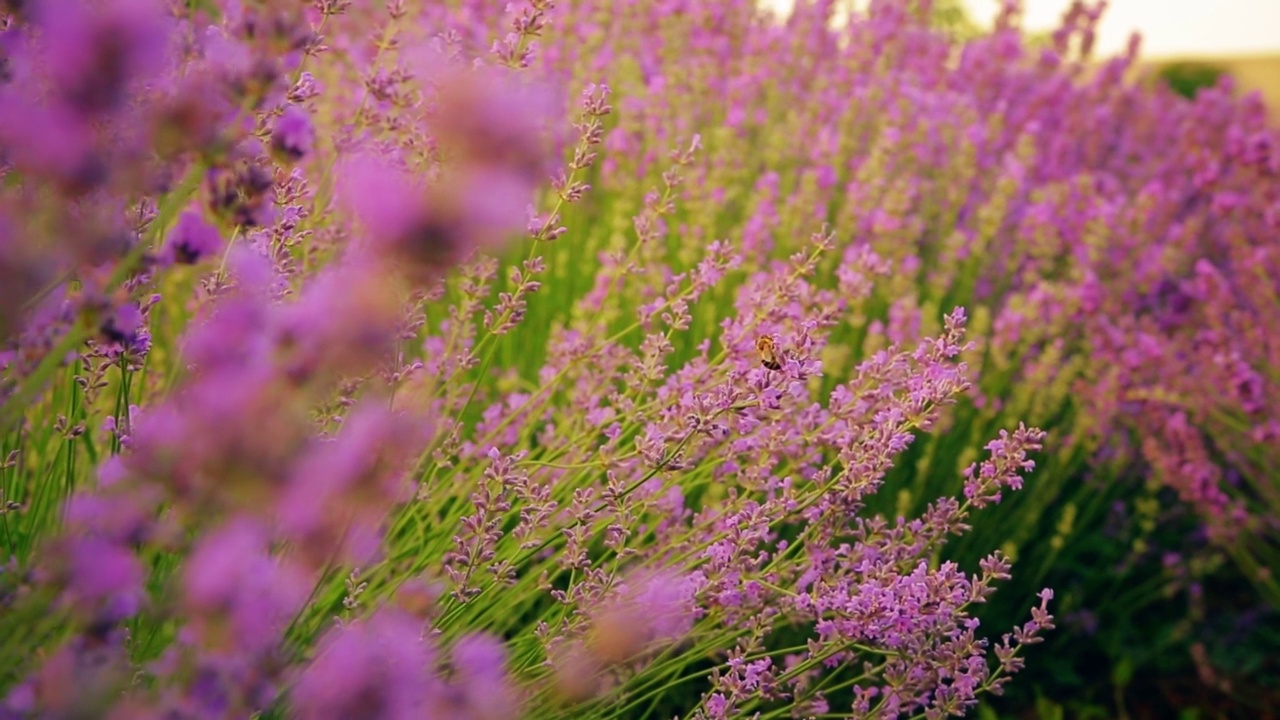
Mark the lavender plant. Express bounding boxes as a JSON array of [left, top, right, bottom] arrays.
[[0, 0, 1275, 717], [479, 0, 1280, 699], [391, 0, 1280, 710]]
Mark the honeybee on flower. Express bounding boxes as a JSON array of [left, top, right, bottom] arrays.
[[756, 335, 783, 371]]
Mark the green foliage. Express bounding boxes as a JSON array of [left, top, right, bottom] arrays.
[[1157, 62, 1229, 100]]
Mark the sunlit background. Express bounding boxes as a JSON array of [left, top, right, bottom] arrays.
[[763, 0, 1280, 58], [760, 0, 1280, 113], [962, 0, 1280, 58]]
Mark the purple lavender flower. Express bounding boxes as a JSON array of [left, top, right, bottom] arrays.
[[427, 67, 557, 185], [275, 402, 422, 568], [435, 634, 520, 720], [161, 210, 224, 266], [268, 261, 404, 386], [47, 535, 144, 625], [270, 105, 315, 162], [587, 569, 695, 664], [33, 0, 172, 114], [206, 154, 276, 228], [338, 153, 531, 277], [96, 302, 144, 349], [0, 94, 103, 193], [290, 610, 434, 720], [182, 518, 309, 656], [2, 630, 131, 719], [0, 214, 57, 342], [337, 65, 554, 281]]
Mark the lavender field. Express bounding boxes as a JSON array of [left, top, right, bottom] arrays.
[[1, 1, 1277, 718]]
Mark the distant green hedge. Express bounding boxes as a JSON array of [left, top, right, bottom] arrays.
[[1157, 61, 1229, 99]]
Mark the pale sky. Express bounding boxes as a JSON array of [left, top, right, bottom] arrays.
[[762, 1, 1280, 59], [962, 0, 1280, 58]]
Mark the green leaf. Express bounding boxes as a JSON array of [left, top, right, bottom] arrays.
[[1112, 655, 1135, 689]]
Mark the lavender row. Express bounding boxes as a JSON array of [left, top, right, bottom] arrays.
[[1, 0, 1275, 718]]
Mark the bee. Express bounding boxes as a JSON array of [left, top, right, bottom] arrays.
[[756, 335, 783, 371]]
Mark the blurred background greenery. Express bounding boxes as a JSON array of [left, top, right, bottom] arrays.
[[1148, 55, 1280, 110]]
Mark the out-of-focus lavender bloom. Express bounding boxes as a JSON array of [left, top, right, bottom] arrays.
[[276, 403, 422, 569], [339, 152, 543, 279], [32, 0, 172, 114], [434, 634, 520, 720], [0, 96, 102, 193], [268, 261, 404, 386], [0, 215, 56, 342], [2, 631, 131, 720], [290, 610, 434, 720], [587, 569, 695, 664], [206, 155, 276, 228], [161, 210, 224, 266], [427, 67, 558, 186], [182, 518, 309, 655], [96, 302, 145, 350], [339, 64, 554, 281], [270, 105, 314, 162], [57, 535, 144, 622]]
